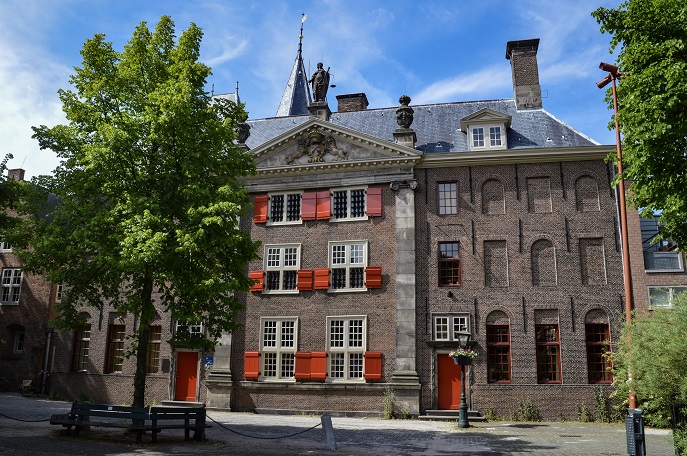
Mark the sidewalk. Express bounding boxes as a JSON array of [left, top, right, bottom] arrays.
[[0, 393, 676, 455]]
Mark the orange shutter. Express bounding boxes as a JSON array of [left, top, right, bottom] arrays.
[[365, 266, 382, 289], [253, 195, 268, 223], [316, 191, 331, 220], [366, 187, 382, 216], [244, 351, 260, 380], [314, 268, 330, 290], [294, 352, 311, 381], [364, 351, 382, 381], [302, 192, 317, 220], [311, 351, 327, 380], [249, 270, 264, 292], [296, 269, 314, 291]]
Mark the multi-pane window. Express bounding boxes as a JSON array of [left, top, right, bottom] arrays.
[[71, 324, 91, 372], [55, 284, 64, 303], [105, 324, 125, 374], [328, 317, 366, 381], [472, 127, 485, 147], [261, 318, 297, 380], [147, 325, 162, 374], [535, 324, 561, 383], [330, 241, 366, 290], [586, 324, 612, 384], [437, 182, 458, 215], [438, 242, 461, 286], [487, 325, 511, 383], [433, 315, 469, 341], [489, 127, 502, 146], [648, 286, 687, 308], [264, 245, 300, 293], [0, 241, 11, 251], [332, 188, 367, 220], [268, 192, 301, 224], [1, 268, 22, 304]]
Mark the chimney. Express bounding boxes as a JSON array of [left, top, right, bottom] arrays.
[[8, 169, 25, 181], [336, 93, 369, 113], [506, 39, 542, 110]]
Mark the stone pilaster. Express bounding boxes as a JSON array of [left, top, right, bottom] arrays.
[[205, 332, 233, 409]]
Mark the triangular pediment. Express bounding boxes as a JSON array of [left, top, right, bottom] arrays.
[[250, 118, 422, 174], [460, 108, 512, 132]]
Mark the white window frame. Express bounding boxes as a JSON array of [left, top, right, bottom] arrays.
[[175, 321, 204, 336], [648, 286, 687, 309], [432, 314, 470, 341], [55, 284, 64, 303], [13, 330, 25, 354], [1, 268, 22, 305], [327, 316, 367, 382], [469, 124, 507, 151], [260, 317, 298, 381], [331, 186, 369, 222], [328, 240, 367, 292], [263, 244, 301, 294], [0, 241, 12, 252], [267, 191, 303, 226]]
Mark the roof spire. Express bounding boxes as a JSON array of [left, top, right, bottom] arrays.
[[275, 14, 312, 117]]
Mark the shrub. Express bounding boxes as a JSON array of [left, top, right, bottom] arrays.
[[519, 399, 542, 422]]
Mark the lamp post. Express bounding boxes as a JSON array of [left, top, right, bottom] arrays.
[[456, 331, 471, 428], [597, 62, 637, 409]]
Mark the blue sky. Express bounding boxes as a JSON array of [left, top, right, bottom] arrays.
[[1, 0, 621, 179]]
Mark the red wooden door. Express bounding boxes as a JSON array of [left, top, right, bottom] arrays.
[[437, 354, 463, 410], [175, 351, 198, 401]]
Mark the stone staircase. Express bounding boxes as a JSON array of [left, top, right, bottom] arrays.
[[418, 409, 486, 422]]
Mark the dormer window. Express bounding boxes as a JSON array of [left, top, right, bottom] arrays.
[[461, 108, 511, 152]]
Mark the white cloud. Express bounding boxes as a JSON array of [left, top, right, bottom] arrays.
[[413, 66, 512, 105]]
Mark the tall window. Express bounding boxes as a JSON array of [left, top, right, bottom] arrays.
[[264, 245, 300, 293], [330, 241, 367, 290], [487, 325, 511, 383], [433, 314, 469, 341], [489, 126, 502, 146], [586, 324, 612, 384], [536, 325, 561, 383], [261, 318, 297, 380], [328, 316, 366, 381], [71, 324, 91, 371], [55, 284, 64, 303], [332, 188, 366, 220], [438, 242, 461, 286], [472, 127, 485, 148], [268, 192, 301, 224], [105, 324, 125, 374], [437, 182, 458, 215], [12, 329, 24, 354], [147, 325, 162, 374], [1, 268, 22, 304]]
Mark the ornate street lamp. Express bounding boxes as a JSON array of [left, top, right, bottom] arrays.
[[597, 62, 637, 409], [455, 331, 472, 428]]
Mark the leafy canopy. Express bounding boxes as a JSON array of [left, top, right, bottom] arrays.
[[593, 1, 687, 248], [13, 16, 258, 355]]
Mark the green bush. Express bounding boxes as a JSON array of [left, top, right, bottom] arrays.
[[519, 399, 542, 422], [577, 403, 593, 423], [383, 387, 395, 420], [484, 407, 500, 422]]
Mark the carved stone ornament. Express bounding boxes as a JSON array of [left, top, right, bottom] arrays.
[[396, 95, 414, 129], [285, 130, 348, 164], [389, 179, 418, 191], [235, 122, 251, 144]]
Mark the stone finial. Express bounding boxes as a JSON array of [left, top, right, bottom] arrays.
[[396, 95, 414, 129]]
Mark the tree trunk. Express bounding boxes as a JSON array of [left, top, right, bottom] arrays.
[[133, 276, 155, 407]]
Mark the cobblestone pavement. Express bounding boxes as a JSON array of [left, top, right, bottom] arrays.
[[0, 393, 676, 455]]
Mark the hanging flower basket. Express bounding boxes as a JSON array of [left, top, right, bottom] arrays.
[[449, 348, 477, 365], [453, 356, 472, 365]]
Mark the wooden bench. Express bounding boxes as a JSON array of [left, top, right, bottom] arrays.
[[50, 402, 210, 443]]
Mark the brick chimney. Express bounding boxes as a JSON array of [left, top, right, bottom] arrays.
[[336, 93, 369, 113], [8, 168, 25, 181], [506, 39, 542, 110]]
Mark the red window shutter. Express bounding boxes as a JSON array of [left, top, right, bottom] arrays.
[[249, 270, 264, 292], [311, 351, 327, 380], [366, 187, 382, 216], [253, 195, 268, 223], [364, 351, 382, 381], [296, 269, 314, 291], [244, 351, 260, 380], [316, 191, 331, 220], [302, 192, 317, 220], [294, 352, 311, 381], [314, 268, 330, 290], [365, 266, 382, 289]]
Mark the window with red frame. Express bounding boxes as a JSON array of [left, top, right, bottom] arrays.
[[535, 324, 561, 383], [586, 323, 612, 383], [437, 182, 458, 215], [71, 323, 91, 372], [104, 324, 125, 374], [146, 325, 162, 374], [487, 325, 511, 383], [438, 242, 461, 286]]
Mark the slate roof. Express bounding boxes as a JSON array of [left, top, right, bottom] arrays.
[[275, 47, 312, 117], [245, 98, 599, 153]]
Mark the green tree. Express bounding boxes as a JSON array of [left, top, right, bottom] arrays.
[[9, 16, 259, 406], [0, 153, 20, 232], [593, 1, 687, 248]]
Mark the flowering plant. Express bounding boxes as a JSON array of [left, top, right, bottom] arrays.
[[448, 347, 478, 359]]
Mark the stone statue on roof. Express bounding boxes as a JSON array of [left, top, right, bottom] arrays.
[[309, 62, 330, 102]]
